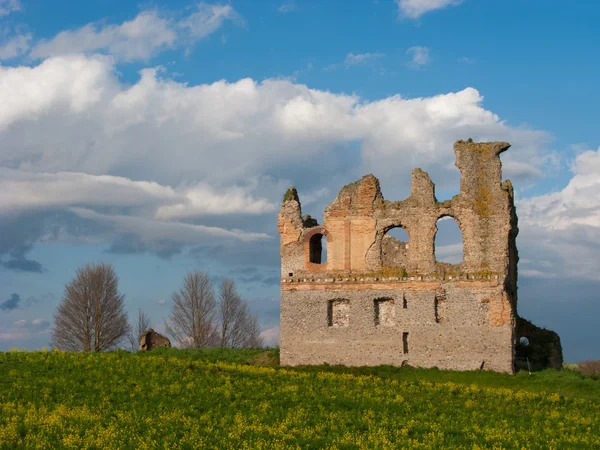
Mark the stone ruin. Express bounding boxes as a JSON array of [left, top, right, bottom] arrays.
[[139, 329, 171, 351], [278, 140, 562, 373]]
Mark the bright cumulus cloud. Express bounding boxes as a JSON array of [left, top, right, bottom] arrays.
[[0, 54, 556, 268], [0, 55, 550, 184], [517, 147, 600, 280]]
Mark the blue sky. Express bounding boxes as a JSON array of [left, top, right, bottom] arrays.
[[0, 0, 599, 361]]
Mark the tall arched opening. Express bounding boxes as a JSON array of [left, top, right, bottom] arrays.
[[434, 216, 464, 264]]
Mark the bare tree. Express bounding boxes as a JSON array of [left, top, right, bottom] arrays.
[[51, 263, 131, 352], [217, 279, 264, 348], [242, 314, 265, 348], [128, 308, 151, 351], [218, 279, 245, 347], [165, 271, 218, 348]]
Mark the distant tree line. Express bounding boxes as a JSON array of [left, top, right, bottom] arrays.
[[51, 263, 264, 352]]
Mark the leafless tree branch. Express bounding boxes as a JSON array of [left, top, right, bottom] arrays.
[[218, 278, 264, 348], [165, 271, 218, 348], [128, 308, 151, 351], [51, 262, 131, 352]]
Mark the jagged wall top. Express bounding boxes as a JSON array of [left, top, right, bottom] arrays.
[[278, 140, 518, 277], [325, 174, 383, 215]]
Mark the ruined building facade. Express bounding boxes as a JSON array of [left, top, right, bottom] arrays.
[[278, 140, 562, 373], [139, 329, 171, 351]]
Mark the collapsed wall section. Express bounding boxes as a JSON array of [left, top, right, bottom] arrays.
[[516, 317, 563, 370]]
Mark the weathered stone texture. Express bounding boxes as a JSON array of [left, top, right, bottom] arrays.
[[139, 329, 171, 351], [278, 140, 561, 373]]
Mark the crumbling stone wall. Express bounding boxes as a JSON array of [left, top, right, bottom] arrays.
[[516, 317, 563, 370], [278, 140, 562, 373], [139, 329, 171, 351], [381, 233, 408, 269]]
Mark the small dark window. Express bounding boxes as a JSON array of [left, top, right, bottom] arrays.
[[402, 294, 407, 309], [402, 332, 409, 354], [434, 296, 440, 323], [309, 233, 327, 264], [288, 272, 293, 277]]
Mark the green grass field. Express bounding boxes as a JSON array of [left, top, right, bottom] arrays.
[[1, 348, 598, 449]]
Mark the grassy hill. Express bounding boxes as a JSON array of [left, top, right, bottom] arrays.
[[1, 348, 598, 449]]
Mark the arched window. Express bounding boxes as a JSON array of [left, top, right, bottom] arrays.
[[434, 216, 463, 264], [381, 226, 409, 268], [309, 233, 327, 264]]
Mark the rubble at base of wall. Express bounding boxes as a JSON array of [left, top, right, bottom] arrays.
[[515, 317, 563, 370]]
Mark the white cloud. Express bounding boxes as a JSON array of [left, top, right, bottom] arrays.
[[299, 187, 330, 206], [260, 326, 280, 346], [0, 55, 553, 262], [155, 182, 276, 219], [518, 147, 600, 280], [0, 318, 50, 342], [0, 169, 174, 212], [0, 32, 31, 60], [0, 55, 115, 130], [519, 148, 600, 231], [434, 243, 463, 264], [0, 168, 275, 251], [0, 168, 275, 217], [13, 318, 50, 330], [0, 0, 21, 17], [344, 52, 385, 67], [277, 2, 297, 13], [519, 269, 557, 279], [27, 5, 239, 62], [179, 4, 240, 40], [0, 55, 551, 186], [29, 11, 175, 62], [406, 46, 430, 68], [69, 207, 271, 245], [458, 56, 475, 64], [396, 0, 463, 19]]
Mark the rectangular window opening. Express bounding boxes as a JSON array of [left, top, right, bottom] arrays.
[[403, 332, 409, 354], [328, 299, 349, 327], [403, 295, 407, 309], [373, 298, 395, 327], [434, 293, 447, 324]]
